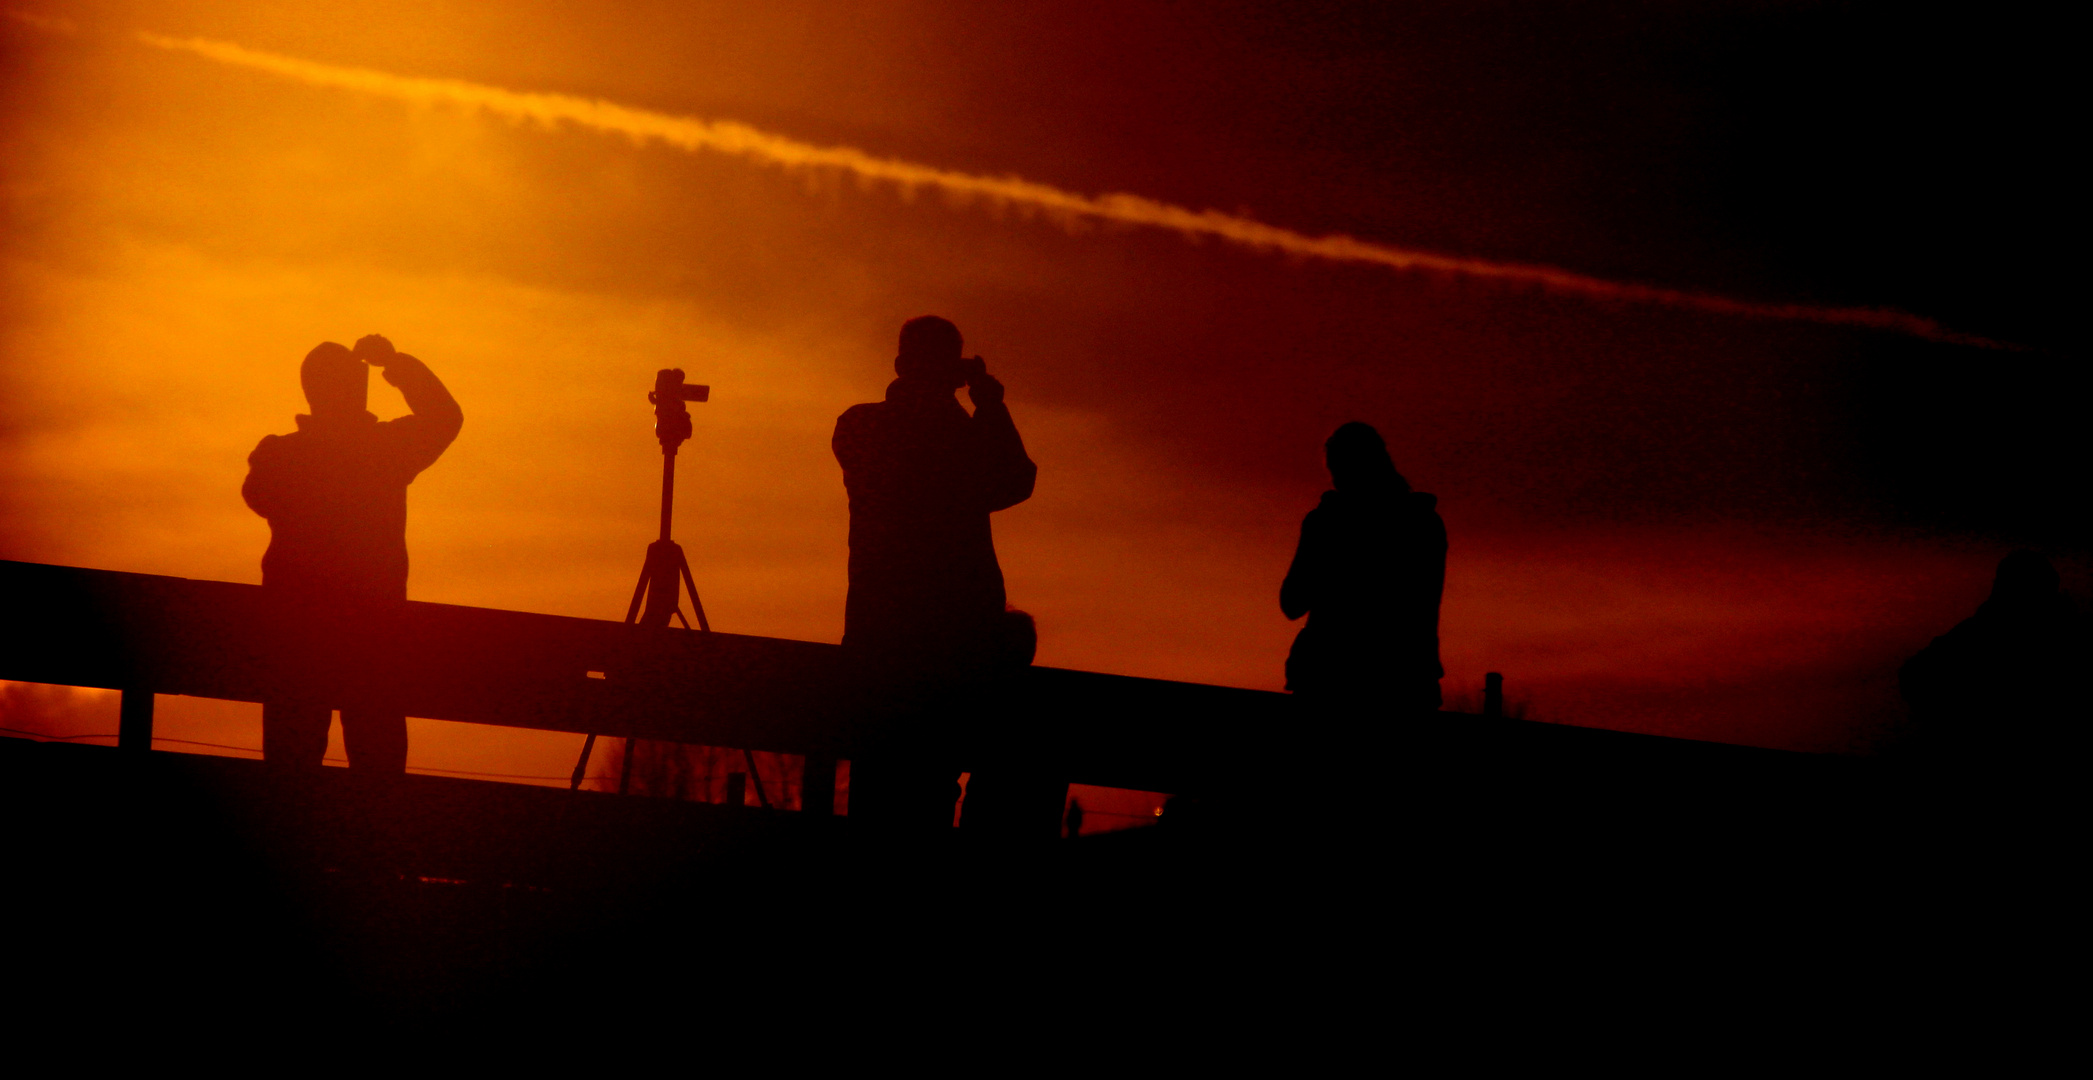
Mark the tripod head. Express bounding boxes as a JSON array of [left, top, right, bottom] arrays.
[[649, 368, 710, 453]]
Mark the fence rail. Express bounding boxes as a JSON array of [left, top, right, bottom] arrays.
[[0, 559, 1819, 810]]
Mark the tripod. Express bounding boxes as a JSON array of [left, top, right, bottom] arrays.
[[571, 368, 712, 792]]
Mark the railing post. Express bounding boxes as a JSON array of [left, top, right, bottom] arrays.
[[1484, 672, 1504, 719], [118, 688, 154, 752]]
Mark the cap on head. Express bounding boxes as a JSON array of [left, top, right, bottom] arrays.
[[895, 315, 964, 384], [301, 341, 367, 416], [1325, 421, 1410, 493]]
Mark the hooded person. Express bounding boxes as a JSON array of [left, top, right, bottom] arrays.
[[831, 316, 1037, 829], [1280, 421, 1447, 715], [242, 335, 462, 771], [1900, 550, 2088, 764]]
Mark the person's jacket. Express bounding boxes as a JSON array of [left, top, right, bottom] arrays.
[[1281, 486, 1446, 700], [242, 356, 462, 598], [832, 377, 1034, 661], [1900, 587, 2087, 759]]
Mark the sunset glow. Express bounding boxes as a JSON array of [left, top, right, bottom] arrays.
[[2, 3, 2073, 788]]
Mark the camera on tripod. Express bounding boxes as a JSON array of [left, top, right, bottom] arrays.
[[571, 367, 716, 791], [631, 369, 711, 623], [649, 369, 710, 451]]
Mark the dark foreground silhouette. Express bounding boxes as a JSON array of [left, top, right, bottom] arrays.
[[0, 725, 1927, 1037], [243, 335, 461, 771], [1900, 550, 2088, 762], [3, 559, 2038, 1038], [1281, 421, 1448, 714], [833, 316, 1039, 831]]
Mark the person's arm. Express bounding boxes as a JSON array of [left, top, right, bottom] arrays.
[[1425, 504, 1448, 615], [1280, 510, 1321, 620], [1899, 633, 1953, 718], [833, 403, 888, 507], [1422, 504, 1448, 677], [357, 335, 462, 476], [832, 406, 867, 475], [964, 363, 1037, 512], [241, 435, 288, 520]]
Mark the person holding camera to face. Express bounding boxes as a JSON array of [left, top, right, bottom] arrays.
[[833, 316, 1038, 830], [242, 335, 462, 772]]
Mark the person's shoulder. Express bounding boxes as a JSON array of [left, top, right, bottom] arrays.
[[834, 400, 891, 433], [1409, 491, 1438, 513], [1299, 491, 1342, 531], [248, 430, 298, 462]]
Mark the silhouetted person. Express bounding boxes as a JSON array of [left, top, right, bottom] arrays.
[[243, 335, 462, 772], [1064, 798, 1084, 840], [833, 316, 1035, 829], [1281, 422, 1447, 715], [1899, 551, 2087, 764]]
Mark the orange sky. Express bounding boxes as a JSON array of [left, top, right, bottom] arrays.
[[2, 2, 2077, 784]]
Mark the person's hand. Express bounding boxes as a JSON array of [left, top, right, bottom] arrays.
[[352, 334, 397, 367], [965, 357, 1004, 406]]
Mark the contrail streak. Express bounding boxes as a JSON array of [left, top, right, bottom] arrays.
[[136, 31, 2006, 348]]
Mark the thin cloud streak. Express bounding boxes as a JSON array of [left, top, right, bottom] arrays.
[[136, 30, 2007, 349]]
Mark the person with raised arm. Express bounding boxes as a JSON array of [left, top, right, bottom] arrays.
[[243, 335, 462, 772]]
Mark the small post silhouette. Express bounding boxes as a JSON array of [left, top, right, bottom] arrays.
[[118, 688, 154, 753], [725, 771, 747, 808], [1484, 672, 1504, 718]]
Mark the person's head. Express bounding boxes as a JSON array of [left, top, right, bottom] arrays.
[[895, 315, 966, 389], [301, 341, 367, 417], [1324, 421, 1409, 493], [1991, 550, 2060, 605]]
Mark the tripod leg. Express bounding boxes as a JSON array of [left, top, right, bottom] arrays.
[[570, 732, 597, 790], [587, 551, 655, 790], [741, 747, 772, 809], [638, 542, 687, 629], [678, 552, 710, 632], [625, 562, 651, 625]]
